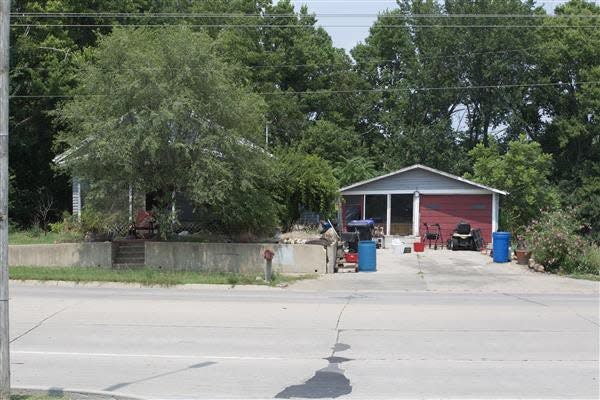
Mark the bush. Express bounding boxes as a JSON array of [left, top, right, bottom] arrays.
[[49, 211, 81, 234], [525, 209, 582, 272], [566, 244, 600, 276]]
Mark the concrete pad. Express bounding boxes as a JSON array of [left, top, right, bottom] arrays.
[[291, 248, 600, 294]]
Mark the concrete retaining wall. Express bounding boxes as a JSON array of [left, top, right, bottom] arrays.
[[9, 242, 329, 274], [145, 242, 327, 274], [9, 242, 113, 268]]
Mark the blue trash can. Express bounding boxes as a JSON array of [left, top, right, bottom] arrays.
[[492, 232, 511, 263], [358, 240, 377, 272]]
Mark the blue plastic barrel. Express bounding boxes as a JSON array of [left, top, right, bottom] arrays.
[[358, 240, 377, 272], [492, 232, 511, 263]]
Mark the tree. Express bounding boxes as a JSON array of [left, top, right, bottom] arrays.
[[333, 157, 377, 188], [352, 0, 542, 159], [296, 120, 363, 166], [9, 0, 189, 226], [466, 135, 559, 231], [55, 27, 278, 234], [529, 0, 600, 236], [274, 150, 338, 231]]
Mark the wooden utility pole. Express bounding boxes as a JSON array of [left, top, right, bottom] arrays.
[[0, 0, 11, 399]]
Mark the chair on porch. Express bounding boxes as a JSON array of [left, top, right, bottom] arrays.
[[128, 209, 157, 239]]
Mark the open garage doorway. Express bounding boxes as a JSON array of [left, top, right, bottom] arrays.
[[365, 195, 387, 233], [390, 194, 413, 235]]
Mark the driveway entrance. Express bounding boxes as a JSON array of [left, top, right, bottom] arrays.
[[293, 248, 598, 294]]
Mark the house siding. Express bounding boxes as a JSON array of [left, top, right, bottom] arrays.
[[419, 194, 493, 243], [341, 169, 479, 193]]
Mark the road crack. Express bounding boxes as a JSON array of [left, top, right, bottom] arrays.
[[11, 302, 77, 343]]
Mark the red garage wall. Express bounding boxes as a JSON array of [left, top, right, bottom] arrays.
[[419, 195, 493, 244]]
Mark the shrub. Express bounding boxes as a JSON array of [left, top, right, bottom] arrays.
[[566, 245, 600, 276], [49, 211, 81, 234], [524, 209, 581, 272]]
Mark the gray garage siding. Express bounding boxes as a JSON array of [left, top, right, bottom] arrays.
[[342, 168, 477, 192]]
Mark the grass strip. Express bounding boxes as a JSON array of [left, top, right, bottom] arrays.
[[562, 272, 600, 282], [10, 266, 315, 287]]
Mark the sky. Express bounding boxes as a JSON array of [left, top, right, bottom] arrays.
[[285, 0, 581, 51]]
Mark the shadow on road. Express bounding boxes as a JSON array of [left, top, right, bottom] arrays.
[[104, 361, 216, 392]]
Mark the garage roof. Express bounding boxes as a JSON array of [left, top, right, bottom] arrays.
[[340, 164, 508, 195]]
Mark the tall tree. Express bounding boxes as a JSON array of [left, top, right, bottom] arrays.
[[529, 0, 600, 234], [55, 27, 278, 234], [9, 0, 183, 225], [351, 0, 542, 172]]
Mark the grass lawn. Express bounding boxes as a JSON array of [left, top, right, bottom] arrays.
[[9, 266, 315, 287], [9, 230, 82, 245], [562, 272, 600, 282]]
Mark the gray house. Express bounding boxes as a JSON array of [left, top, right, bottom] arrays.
[[338, 164, 507, 243]]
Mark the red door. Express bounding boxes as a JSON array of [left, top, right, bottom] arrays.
[[419, 195, 493, 244]]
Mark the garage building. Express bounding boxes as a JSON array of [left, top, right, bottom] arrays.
[[338, 164, 507, 243]]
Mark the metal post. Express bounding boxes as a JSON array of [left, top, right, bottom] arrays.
[[264, 259, 272, 282], [0, 1, 11, 398]]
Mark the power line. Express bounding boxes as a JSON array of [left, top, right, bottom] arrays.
[[10, 12, 600, 18], [8, 45, 559, 73], [9, 81, 599, 98], [10, 23, 598, 28]]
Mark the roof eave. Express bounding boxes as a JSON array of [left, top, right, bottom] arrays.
[[339, 164, 508, 196]]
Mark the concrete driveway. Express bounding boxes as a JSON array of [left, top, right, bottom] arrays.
[[291, 248, 599, 293]]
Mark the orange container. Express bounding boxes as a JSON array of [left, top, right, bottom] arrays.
[[413, 242, 425, 252]]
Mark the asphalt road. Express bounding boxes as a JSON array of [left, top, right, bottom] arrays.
[[8, 278, 600, 399]]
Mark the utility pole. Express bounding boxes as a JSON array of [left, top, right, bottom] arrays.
[[0, 1, 11, 399]]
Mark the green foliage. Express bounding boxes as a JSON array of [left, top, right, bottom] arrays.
[[566, 169, 600, 242], [296, 120, 363, 165], [49, 211, 80, 235], [333, 157, 377, 188], [9, 0, 159, 226], [572, 244, 600, 276], [467, 135, 559, 231], [525, 209, 598, 275], [55, 27, 277, 235], [275, 150, 339, 230], [524, 209, 581, 272], [373, 124, 469, 174], [9, 229, 81, 245], [9, 0, 599, 240]]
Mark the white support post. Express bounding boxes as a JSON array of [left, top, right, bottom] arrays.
[[128, 183, 133, 223], [171, 190, 176, 224], [362, 195, 366, 220], [73, 177, 82, 222], [412, 191, 420, 237], [386, 194, 391, 236], [492, 193, 499, 234]]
